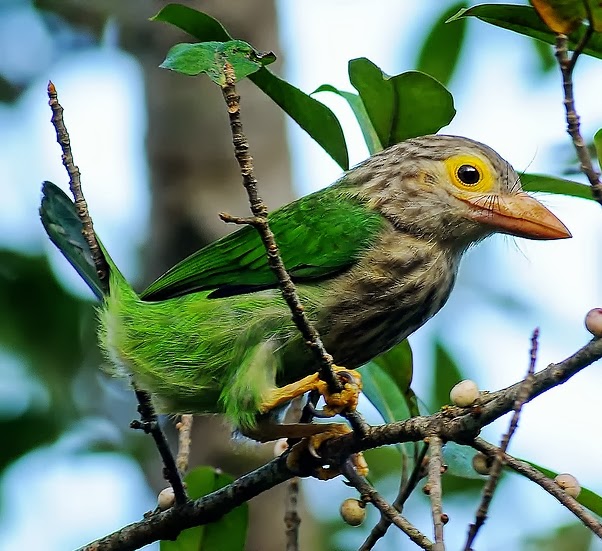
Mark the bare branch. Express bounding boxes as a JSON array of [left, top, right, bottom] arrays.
[[464, 328, 539, 550], [360, 444, 428, 550], [218, 62, 371, 435], [320, 336, 602, 462], [47, 81, 109, 288], [78, 334, 602, 550], [47, 81, 187, 508], [473, 439, 602, 538], [554, 34, 602, 204], [131, 390, 188, 506], [79, 456, 294, 551], [219, 62, 342, 395], [284, 396, 304, 551], [426, 436, 446, 551], [176, 415, 193, 475], [285, 477, 301, 551], [342, 461, 433, 550]]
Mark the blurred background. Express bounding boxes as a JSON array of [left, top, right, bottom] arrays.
[[0, 0, 601, 549]]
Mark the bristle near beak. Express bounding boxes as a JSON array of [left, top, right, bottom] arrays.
[[459, 192, 571, 240]]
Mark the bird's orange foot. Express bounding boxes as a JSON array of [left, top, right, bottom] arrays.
[[286, 423, 369, 480], [259, 365, 362, 418], [315, 366, 362, 418]]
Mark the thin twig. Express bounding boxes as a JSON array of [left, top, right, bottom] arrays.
[[48, 81, 187, 504], [342, 461, 433, 550], [359, 444, 429, 550], [176, 415, 193, 475], [285, 477, 301, 551], [284, 396, 304, 551], [131, 390, 188, 506], [426, 436, 446, 551], [554, 34, 602, 205], [219, 62, 340, 394], [473, 438, 602, 538], [218, 62, 372, 436], [464, 328, 539, 550], [47, 81, 187, 507], [47, 81, 109, 287]]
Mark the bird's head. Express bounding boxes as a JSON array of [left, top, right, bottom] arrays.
[[352, 135, 571, 248]]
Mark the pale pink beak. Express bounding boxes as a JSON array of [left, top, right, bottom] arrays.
[[460, 192, 571, 240]]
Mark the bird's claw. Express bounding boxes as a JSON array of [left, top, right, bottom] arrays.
[[316, 366, 362, 417], [286, 423, 369, 480]]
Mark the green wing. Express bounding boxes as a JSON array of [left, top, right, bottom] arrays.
[[40, 181, 105, 300], [140, 183, 386, 301]]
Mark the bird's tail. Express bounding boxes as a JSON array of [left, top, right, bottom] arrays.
[[39, 181, 130, 300]]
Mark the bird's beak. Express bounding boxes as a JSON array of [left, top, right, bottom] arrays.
[[460, 192, 571, 240]]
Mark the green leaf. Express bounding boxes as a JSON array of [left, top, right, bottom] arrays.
[[523, 522, 592, 551], [349, 58, 456, 149], [161, 466, 248, 551], [361, 340, 419, 467], [594, 129, 602, 172], [522, 173, 595, 201], [530, 37, 556, 74], [152, 3, 349, 169], [448, 4, 602, 60], [249, 69, 349, 169], [313, 84, 382, 154], [371, 340, 415, 411], [521, 461, 602, 517], [160, 40, 275, 84], [431, 342, 465, 411], [417, 1, 468, 86]]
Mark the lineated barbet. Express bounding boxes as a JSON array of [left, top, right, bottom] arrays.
[[41, 135, 570, 438]]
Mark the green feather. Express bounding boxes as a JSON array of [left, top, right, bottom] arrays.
[[140, 181, 386, 300], [40, 178, 388, 428], [40, 181, 104, 300]]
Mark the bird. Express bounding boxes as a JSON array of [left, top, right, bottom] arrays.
[[40, 134, 570, 442]]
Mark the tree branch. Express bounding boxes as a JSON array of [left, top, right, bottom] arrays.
[[359, 444, 428, 550], [426, 436, 445, 550], [319, 336, 602, 461], [130, 390, 187, 506], [218, 62, 373, 437], [342, 461, 433, 550], [47, 81, 187, 508], [473, 439, 602, 538], [78, 456, 294, 551], [79, 335, 602, 550], [47, 81, 109, 288], [554, 34, 602, 205], [176, 414, 193, 475], [464, 328, 539, 550]]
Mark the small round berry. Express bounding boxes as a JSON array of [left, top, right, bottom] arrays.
[[340, 498, 366, 526], [472, 453, 492, 475], [585, 308, 602, 337], [157, 487, 175, 510], [273, 438, 289, 457], [440, 513, 449, 524], [450, 380, 479, 407], [554, 473, 581, 498]]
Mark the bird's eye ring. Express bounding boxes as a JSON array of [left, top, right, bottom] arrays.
[[456, 164, 481, 186]]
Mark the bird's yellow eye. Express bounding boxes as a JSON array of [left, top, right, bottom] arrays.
[[444, 155, 493, 193]]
